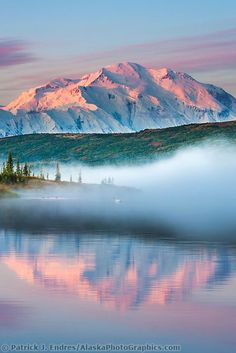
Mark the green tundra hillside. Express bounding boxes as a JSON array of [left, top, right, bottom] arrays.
[[0, 121, 236, 165]]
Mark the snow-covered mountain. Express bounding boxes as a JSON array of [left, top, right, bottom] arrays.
[[1, 62, 236, 137]]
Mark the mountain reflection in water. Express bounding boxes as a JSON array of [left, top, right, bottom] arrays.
[[0, 231, 235, 311]]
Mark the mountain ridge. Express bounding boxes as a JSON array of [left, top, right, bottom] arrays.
[[1, 62, 236, 137]]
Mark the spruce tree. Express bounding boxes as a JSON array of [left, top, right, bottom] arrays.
[[6, 152, 14, 175], [28, 165, 32, 177], [23, 163, 29, 177], [16, 159, 21, 176], [55, 163, 61, 182], [78, 170, 82, 184], [39, 167, 44, 179]]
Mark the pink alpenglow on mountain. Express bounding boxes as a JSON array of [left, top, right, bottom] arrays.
[[1, 62, 236, 137]]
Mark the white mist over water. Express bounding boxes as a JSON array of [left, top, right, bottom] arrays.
[[2, 142, 236, 238], [28, 143, 236, 237], [56, 142, 235, 188]]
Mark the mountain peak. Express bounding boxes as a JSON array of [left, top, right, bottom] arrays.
[[105, 61, 146, 75], [105, 61, 139, 69], [2, 61, 236, 136]]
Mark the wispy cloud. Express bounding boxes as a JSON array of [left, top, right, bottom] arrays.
[[0, 39, 37, 67], [75, 28, 236, 74]]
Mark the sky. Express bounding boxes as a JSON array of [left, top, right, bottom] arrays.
[[0, 0, 236, 104]]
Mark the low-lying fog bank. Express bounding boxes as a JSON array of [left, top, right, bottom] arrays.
[[1, 143, 236, 240]]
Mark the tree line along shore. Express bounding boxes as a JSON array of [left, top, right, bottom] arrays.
[[0, 152, 64, 185], [0, 152, 114, 187]]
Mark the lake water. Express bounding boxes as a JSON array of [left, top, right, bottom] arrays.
[[2, 144, 236, 353], [0, 227, 236, 353]]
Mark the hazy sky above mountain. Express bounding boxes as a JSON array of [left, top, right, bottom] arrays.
[[0, 0, 236, 104]]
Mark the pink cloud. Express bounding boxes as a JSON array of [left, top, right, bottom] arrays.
[[75, 27, 236, 74], [0, 39, 37, 67]]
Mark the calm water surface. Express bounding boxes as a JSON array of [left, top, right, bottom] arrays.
[[0, 229, 236, 353]]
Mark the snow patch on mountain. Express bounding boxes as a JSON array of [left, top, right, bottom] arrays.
[[1, 62, 236, 136]]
